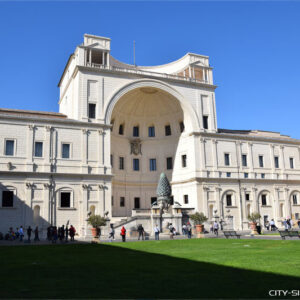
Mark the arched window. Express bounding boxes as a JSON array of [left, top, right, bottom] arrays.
[[119, 124, 124, 135], [90, 205, 96, 216], [247, 204, 251, 216], [209, 204, 214, 219], [279, 203, 284, 218], [33, 205, 40, 225]]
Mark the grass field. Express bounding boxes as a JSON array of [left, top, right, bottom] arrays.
[[1, 239, 300, 299]]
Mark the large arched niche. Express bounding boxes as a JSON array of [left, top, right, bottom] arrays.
[[107, 79, 199, 217], [105, 79, 200, 132]]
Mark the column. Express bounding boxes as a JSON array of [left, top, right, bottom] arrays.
[[270, 144, 275, 179], [25, 182, 33, 227], [202, 185, 209, 217], [247, 142, 254, 178], [199, 138, 206, 176], [81, 129, 89, 173], [81, 184, 89, 236], [273, 187, 280, 222], [280, 146, 286, 179], [215, 186, 223, 218], [252, 187, 258, 213], [285, 187, 291, 218], [26, 125, 36, 171], [44, 126, 53, 172], [212, 139, 218, 177], [235, 141, 242, 178], [43, 183, 51, 226]]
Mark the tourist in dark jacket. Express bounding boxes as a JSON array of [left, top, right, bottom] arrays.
[[137, 224, 144, 241], [34, 226, 40, 242], [27, 226, 32, 242]]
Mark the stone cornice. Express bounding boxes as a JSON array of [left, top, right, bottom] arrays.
[[191, 132, 300, 146], [0, 113, 111, 130]]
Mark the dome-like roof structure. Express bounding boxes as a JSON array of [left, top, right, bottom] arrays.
[[156, 173, 171, 198]]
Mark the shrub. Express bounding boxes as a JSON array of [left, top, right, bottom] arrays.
[[190, 212, 208, 225], [247, 212, 261, 223], [87, 215, 107, 228]]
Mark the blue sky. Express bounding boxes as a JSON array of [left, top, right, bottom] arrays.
[[1, 1, 300, 138]]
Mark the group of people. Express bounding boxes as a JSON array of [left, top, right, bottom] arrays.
[[282, 218, 300, 231], [3, 226, 40, 242], [264, 219, 278, 231], [182, 222, 193, 238], [46, 225, 76, 243]]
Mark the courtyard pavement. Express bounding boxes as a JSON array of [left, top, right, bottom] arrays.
[[0, 230, 298, 246]]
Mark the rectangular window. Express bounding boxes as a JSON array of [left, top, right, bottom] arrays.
[[120, 197, 125, 207], [61, 192, 71, 208], [226, 194, 232, 207], [119, 157, 124, 170], [165, 125, 171, 136], [88, 103, 96, 119], [244, 173, 248, 178], [184, 194, 189, 204], [203, 116, 208, 129], [261, 173, 265, 179], [224, 153, 230, 166], [274, 156, 279, 168], [149, 159, 157, 171], [226, 172, 231, 178], [290, 157, 294, 169], [242, 154, 247, 167], [259, 155, 264, 168], [5, 140, 14, 156], [166, 157, 173, 170], [2, 191, 13, 207], [62, 143, 70, 159], [245, 193, 250, 201], [119, 124, 124, 135], [34, 142, 43, 157], [133, 159, 140, 171], [133, 126, 139, 137], [134, 197, 140, 209], [181, 155, 187, 168], [179, 121, 185, 133], [261, 194, 267, 206], [148, 126, 155, 137], [151, 197, 157, 205], [110, 154, 113, 167], [293, 194, 297, 205]]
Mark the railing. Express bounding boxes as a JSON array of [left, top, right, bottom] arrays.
[[85, 62, 209, 85]]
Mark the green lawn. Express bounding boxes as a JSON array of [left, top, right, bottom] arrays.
[[1, 239, 300, 299]]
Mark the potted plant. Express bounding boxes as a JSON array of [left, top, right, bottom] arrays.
[[87, 215, 107, 238], [190, 212, 208, 237], [247, 212, 261, 235]]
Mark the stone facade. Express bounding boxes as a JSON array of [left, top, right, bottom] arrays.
[[1, 33, 300, 235]]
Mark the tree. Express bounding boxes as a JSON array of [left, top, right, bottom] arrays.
[[247, 212, 261, 223], [87, 215, 107, 228]]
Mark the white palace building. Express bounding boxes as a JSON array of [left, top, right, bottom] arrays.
[[1, 34, 300, 236]]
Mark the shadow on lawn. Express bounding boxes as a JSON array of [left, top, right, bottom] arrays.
[[0, 243, 298, 299]]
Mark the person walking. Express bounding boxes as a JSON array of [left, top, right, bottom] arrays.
[[27, 226, 32, 242], [120, 226, 126, 242], [60, 225, 65, 242], [34, 226, 40, 242], [69, 225, 75, 241], [137, 224, 144, 241], [283, 219, 288, 231], [213, 221, 219, 236], [109, 224, 115, 242], [19, 226, 24, 242], [169, 224, 174, 239], [65, 225, 69, 242], [182, 224, 187, 236], [270, 219, 276, 231], [154, 224, 160, 240], [187, 222, 192, 239]]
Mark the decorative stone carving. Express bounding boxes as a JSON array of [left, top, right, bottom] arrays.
[[156, 173, 171, 213], [45, 125, 53, 132], [82, 184, 89, 190], [7, 162, 13, 170], [130, 139, 142, 155], [26, 182, 33, 189], [28, 124, 36, 130], [82, 129, 90, 135]]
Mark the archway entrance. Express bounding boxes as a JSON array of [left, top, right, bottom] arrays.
[[109, 84, 194, 218]]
